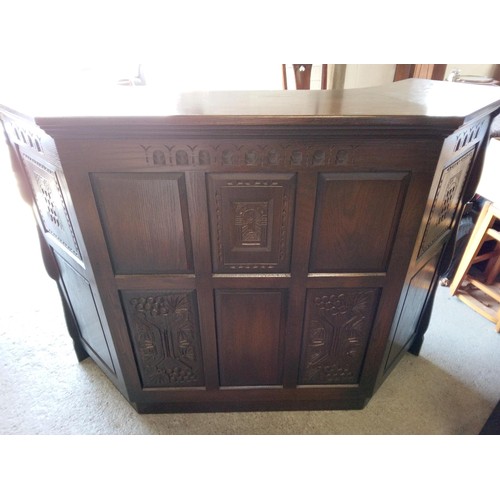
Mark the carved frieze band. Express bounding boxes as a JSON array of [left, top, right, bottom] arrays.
[[22, 153, 82, 259], [418, 147, 475, 259], [140, 143, 358, 169], [5, 120, 44, 154], [453, 119, 487, 152], [299, 288, 379, 385], [122, 291, 205, 388]]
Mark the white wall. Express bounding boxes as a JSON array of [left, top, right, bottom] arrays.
[[444, 64, 496, 80], [477, 138, 500, 204], [342, 64, 497, 89], [343, 64, 396, 89], [144, 62, 284, 91]]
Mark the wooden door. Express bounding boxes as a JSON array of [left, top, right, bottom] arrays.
[[394, 64, 447, 81]]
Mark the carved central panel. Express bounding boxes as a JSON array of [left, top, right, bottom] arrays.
[[299, 288, 379, 385], [208, 174, 296, 272], [121, 290, 204, 388], [233, 201, 269, 248]]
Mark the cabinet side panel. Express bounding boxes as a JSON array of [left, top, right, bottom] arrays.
[[55, 253, 115, 372], [384, 253, 440, 371], [22, 153, 82, 261], [310, 173, 408, 272], [215, 290, 286, 386], [91, 173, 193, 274], [417, 147, 475, 260]]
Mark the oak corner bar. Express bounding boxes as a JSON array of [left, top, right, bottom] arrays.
[[2, 79, 500, 413]]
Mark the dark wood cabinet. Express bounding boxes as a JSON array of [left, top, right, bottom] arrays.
[[2, 79, 500, 412]]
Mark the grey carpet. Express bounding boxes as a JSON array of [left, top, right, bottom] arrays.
[[1, 144, 499, 435]]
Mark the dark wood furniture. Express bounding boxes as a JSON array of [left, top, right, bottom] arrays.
[[480, 399, 500, 434], [394, 64, 447, 82], [2, 79, 500, 413]]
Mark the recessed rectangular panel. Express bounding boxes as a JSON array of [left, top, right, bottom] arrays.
[[207, 174, 295, 272], [92, 173, 193, 274], [310, 173, 408, 272], [55, 254, 114, 372], [299, 288, 379, 385], [385, 254, 439, 371], [215, 290, 286, 386]]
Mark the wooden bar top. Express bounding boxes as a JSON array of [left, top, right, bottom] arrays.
[[2, 79, 500, 137]]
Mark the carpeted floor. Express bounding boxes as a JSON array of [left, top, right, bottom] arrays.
[[1, 139, 499, 436]]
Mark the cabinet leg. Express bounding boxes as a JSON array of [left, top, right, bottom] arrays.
[[409, 271, 440, 356], [57, 282, 89, 362]]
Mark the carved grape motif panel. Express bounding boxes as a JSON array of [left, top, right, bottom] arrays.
[[299, 288, 379, 385], [121, 290, 205, 388]]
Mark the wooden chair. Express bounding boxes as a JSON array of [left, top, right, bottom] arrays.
[[450, 201, 500, 332], [282, 64, 328, 90]]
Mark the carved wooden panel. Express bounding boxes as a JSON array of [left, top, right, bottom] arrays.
[[121, 290, 204, 388], [384, 254, 440, 371], [22, 154, 81, 259], [55, 254, 114, 372], [91, 173, 193, 274], [11, 124, 44, 153], [453, 119, 486, 153], [207, 174, 296, 272], [140, 142, 360, 169], [215, 290, 286, 386], [310, 173, 409, 272], [299, 288, 379, 385], [418, 148, 475, 259]]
